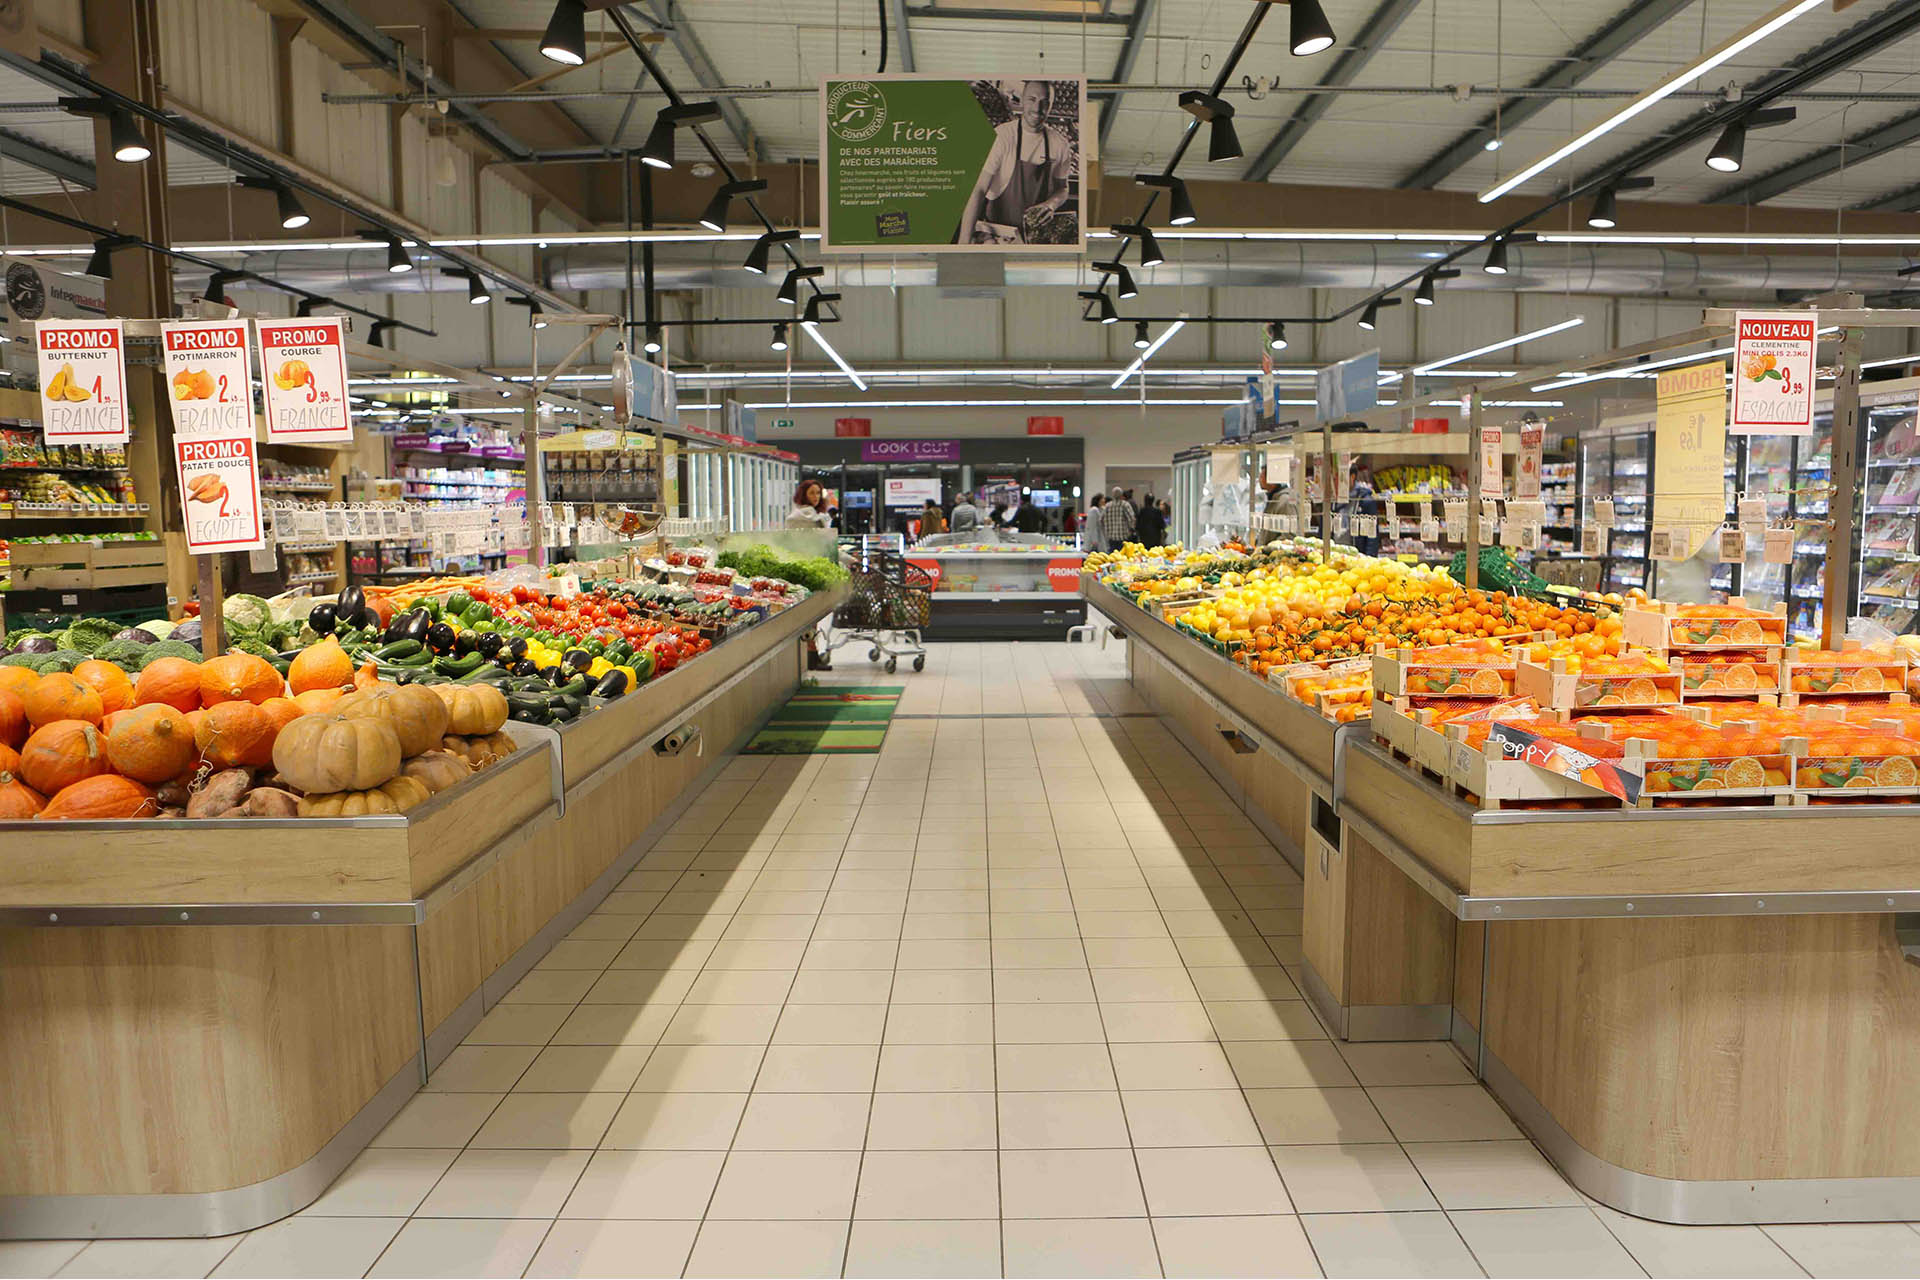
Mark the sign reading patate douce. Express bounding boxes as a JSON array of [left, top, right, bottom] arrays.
[[820, 75, 1086, 253]]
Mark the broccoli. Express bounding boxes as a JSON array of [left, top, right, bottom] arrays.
[[93, 637, 159, 670], [142, 639, 204, 666]]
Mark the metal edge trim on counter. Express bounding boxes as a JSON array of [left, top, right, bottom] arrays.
[[1483, 1050, 1920, 1225], [1298, 950, 1451, 1043], [0, 1056, 423, 1240], [0, 901, 422, 927]]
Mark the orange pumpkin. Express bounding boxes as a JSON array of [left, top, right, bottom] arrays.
[[134, 657, 203, 712], [289, 637, 354, 695], [0, 687, 26, 749], [0, 741, 18, 776], [258, 696, 303, 739], [71, 659, 134, 715], [292, 687, 346, 716], [19, 719, 111, 795], [23, 672, 104, 728], [105, 704, 199, 783], [0, 768, 46, 819], [39, 774, 156, 820], [0, 667, 39, 699], [194, 699, 277, 769], [200, 653, 283, 706]]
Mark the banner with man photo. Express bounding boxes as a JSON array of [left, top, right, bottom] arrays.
[[820, 75, 1086, 252]]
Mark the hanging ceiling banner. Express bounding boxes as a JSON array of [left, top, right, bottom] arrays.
[[1315, 350, 1378, 421], [35, 319, 128, 443], [1654, 360, 1728, 560], [819, 75, 1087, 253], [258, 318, 354, 443], [1729, 310, 1816, 435]]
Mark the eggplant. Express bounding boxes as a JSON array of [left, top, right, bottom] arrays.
[[351, 606, 383, 632], [591, 669, 630, 698], [426, 622, 457, 654], [455, 630, 480, 655], [173, 618, 204, 646], [307, 602, 339, 636], [546, 662, 572, 686], [338, 585, 367, 619], [509, 658, 538, 678], [111, 627, 159, 646], [561, 647, 593, 673], [385, 609, 432, 645], [505, 636, 529, 660], [474, 632, 505, 659]]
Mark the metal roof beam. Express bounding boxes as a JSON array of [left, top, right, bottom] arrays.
[[1097, 0, 1155, 149], [1853, 179, 1920, 214], [639, 1, 765, 163], [1241, 0, 1424, 183], [905, 5, 1129, 23], [0, 127, 95, 188], [1396, 0, 1694, 190], [888, 0, 917, 71], [1709, 106, 1920, 205]]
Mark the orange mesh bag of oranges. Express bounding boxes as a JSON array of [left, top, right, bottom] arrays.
[[1788, 724, 1920, 791], [1679, 651, 1780, 694], [1784, 646, 1908, 695], [1663, 602, 1788, 648], [1578, 716, 1793, 795]]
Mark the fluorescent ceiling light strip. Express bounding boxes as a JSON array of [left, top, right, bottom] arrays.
[[1539, 234, 1920, 247], [1533, 325, 1839, 391], [1413, 316, 1585, 375], [801, 320, 867, 391], [1478, 0, 1825, 203], [1863, 353, 1920, 370], [724, 396, 1272, 411], [1111, 320, 1187, 389]]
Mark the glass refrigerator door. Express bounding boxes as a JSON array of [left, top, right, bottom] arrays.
[[1790, 415, 1834, 638], [1741, 434, 1792, 612], [1859, 396, 1920, 635], [1606, 435, 1650, 594], [1709, 437, 1741, 600]]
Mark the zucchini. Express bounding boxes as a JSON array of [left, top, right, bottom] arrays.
[[373, 639, 423, 660], [435, 652, 487, 677]]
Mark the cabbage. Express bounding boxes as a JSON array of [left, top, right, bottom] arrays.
[[135, 618, 176, 640]]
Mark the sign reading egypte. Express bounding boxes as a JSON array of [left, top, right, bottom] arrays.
[[1730, 310, 1816, 435], [820, 75, 1086, 253], [36, 319, 129, 443], [161, 320, 265, 553], [258, 317, 353, 443]]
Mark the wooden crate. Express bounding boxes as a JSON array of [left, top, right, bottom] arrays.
[[1373, 649, 1516, 700], [1515, 658, 1683, 710], [1781, 641, 1909, 696], [1623, 598, 1788, 651], [1370, 697, 1452, 776]]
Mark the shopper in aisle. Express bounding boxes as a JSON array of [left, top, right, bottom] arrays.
[[919, 499, 946, 539], [949, 491, 982, 533], [1348, 462, 1381, 556], [1099, 483, 1137, 547], [1135, 494, 1167, 548], [786, 479, 834, 530], [1014, 496, 1045, 534], [1086, 493, 1108, 551]]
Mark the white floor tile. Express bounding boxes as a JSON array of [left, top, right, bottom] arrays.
[[1152, 1214, 1323, 1278], [854, 1149, 1000, 1219], [1762, 1224, 1920, 1278], [684, 1220, 848, 1278], [1136, 1146, 1293, 1217], [1448, 1207, 1645, 1278], [415, 1148, 592, 1218], [844, 1220, 1002, 1278], [59, 1237, 244, 1279], [523, 1219, 699, 1278], [207, 1219, 395, 1278], [365, 1218, 551, 1278], [1302, 1211, 1482, 1278], [1002, 1218, 1162, 1278], [1592, 1205, 1805, 1278]]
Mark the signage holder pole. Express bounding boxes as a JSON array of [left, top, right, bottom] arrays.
[[1465, 395, 1482, 590], [1823, 302, 1865, 649], [1320, 426, 1334, 561]]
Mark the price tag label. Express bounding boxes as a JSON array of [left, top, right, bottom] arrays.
[[1650, 526, 1682, 561], [1593, 499, 1615, 528], [410, 508, 427, 536], [1419, 517, 1439, 541], [1442, 500, 1466, 526], [1445, 517, 1466, 543], [382, 507, 404, 537], [248, 543, 280, 574], [258, 317, 353, 443], [1737, 497, 1770, 535], [1763, 525, 1794, 564], [1500, 522, 1523, 549], [322, 506, 348, 540], [1352, 514, 1377, 537], [1718, 525, 1745, 563], [1581, 525, 1603, 555], [1480, 499, 1500, 527]]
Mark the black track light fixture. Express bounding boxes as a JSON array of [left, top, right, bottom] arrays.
[[1112, 222, 1164, 268], [107, 107, 150, 163], [295, 297, 317, 317], [1287, 0, 1338, 56], [83, 235, 133, 279], [1132, 321, 1152, 350], [1178, 91, 1241, 163], [1266, 321, 1288, 351], [1357, 296, 1402, 331], [507, 296, 549, 329], [1706, 107, 1795, 174], [238, 175, 310, 229], [357, 229, 415, 274], [443, 268, 491, 305], [1483, 237, 1510, 275], [639, 102, 722, 170], [699, 178, 769, 233], [770, 322, 790, 352], [1585, 177, 1655, 229], [1078, 290, 1119, 324], [643, 325, 664, 355], [1093, 260, 1138, 299], [202, 269, 244, 304], [801, 292, 843, 324], [1413, 268, 1459, 307], [368, 320, 395, 348], [744, 228, 801, 275], [538, 0, 587, 66], [777, 265, 825, 305], [1133, 173, 1196, 226]]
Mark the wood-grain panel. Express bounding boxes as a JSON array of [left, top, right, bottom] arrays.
[[407, 745, 557, 897], [1341, 747, 1475, 891], [1302, 831, 1347, 1003], [1452, 920, 1485, 1031], [0, 924, 416, 1196], [1345, 829, 1454, 1009], [1487, 913, 1920, 1181]]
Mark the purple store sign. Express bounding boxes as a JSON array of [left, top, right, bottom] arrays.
[[860, 439, 961, 463]]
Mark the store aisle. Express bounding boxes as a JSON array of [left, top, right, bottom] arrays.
[[11, 638, 1915, 1279]]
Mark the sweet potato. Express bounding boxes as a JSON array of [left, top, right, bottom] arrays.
[[186, 767, 250, 818]]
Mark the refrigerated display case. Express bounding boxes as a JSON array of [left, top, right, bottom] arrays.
[[907, 529, 1085, 639], [1855, 385, 1920, 636], [1580, 429, 1651, 595]]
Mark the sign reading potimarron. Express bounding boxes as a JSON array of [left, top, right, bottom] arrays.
[[819, 75, 1086, 253]]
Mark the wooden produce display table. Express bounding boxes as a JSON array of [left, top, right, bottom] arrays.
[[0, 587, 840, 1239]]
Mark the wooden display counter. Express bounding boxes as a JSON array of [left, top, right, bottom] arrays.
[[0, 588, 839, 1239], [1096, 570, 1920, 1222]]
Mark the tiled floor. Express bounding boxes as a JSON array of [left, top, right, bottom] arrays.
[[10, 635, 1920, 1278]]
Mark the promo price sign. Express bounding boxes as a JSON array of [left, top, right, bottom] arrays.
[[1730, 310, 1816, 435], [36, 319, 129, 443], [1514, 418, 1544, 499], [175, 436, 266, 552], [1479, 426, 1504, 495], [1046, 558, 1084, 593], [258, 318, 353, 443], [162, 320, 265, 553], [1654, 361, 1727, 559]]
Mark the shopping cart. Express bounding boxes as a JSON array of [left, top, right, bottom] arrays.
[[825, 549, 929, 673]]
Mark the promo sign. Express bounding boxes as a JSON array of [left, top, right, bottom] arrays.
[[1730, 310, 1816, 435], [36, 318, 129, 443], [1654, 361, 1727, 560], [1027, 415, 1064, 436], [835, 417, 872, 438], [820, 75, 1087, 253], [1514, 418, 1544, 499], [258, 318, 352, 443], [1046, 558, 1084, 593], [161, 320, 265, 553], [1478, 426, 1504, 496]]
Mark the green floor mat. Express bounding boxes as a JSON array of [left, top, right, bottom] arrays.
[[742, 686, 905, 754]]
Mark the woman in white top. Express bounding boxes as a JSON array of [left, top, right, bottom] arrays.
[[786, 479, 834, 529]]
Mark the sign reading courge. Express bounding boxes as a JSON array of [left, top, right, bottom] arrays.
[[257, 317, 353, 443], [820, 75, 1086, 253]]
